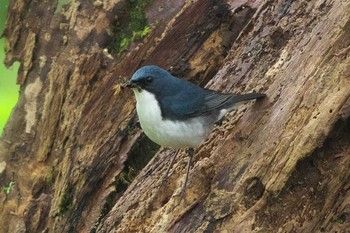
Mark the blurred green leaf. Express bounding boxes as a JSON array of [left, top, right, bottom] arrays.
[[0, 0, 19, 135]]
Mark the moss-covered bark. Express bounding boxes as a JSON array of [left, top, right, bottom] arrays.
[[0, 0, 349, 232]]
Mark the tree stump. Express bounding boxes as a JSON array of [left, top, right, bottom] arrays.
[[0, 0, 349, 232]]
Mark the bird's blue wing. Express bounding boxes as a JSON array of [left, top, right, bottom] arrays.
[[161, 87, 265, 120], [160, 88, 234, 120]]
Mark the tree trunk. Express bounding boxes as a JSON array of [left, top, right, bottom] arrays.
[[1, 0, 349, 232]]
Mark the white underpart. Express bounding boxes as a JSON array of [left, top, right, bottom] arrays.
[[133, 89, 213, 148]]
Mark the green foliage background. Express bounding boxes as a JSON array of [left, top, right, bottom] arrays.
[[0, 0, 19, 135]]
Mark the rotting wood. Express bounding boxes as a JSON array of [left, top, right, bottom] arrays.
[[0, 0, 350, 232]]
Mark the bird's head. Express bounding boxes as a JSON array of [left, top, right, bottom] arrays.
[[127, 65, 182, 96]]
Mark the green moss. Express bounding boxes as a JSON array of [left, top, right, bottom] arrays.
[[59, 186, 74, 214], [46, 168, 54, 186], [115, 166, 136, 191], [55, 0, 72, 13], [3, 181, 14, 194], [109, 0, 151, 55], [336, 213, 349, 224]]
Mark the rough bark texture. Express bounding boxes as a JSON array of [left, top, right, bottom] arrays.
[[0, 0, 349, 232]]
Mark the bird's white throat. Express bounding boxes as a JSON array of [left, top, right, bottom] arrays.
[[132, 89, 211, 148]]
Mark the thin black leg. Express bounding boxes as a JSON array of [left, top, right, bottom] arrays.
[[164, 149, 179, 178], [181, 148, 194, 196]]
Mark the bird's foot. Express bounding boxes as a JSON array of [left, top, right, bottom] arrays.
[[172, 184, 189, 206]]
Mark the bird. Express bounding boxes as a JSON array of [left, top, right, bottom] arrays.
[[126, 65, 265, 195]]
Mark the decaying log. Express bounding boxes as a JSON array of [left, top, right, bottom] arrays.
[[0, 0, 349, 232]]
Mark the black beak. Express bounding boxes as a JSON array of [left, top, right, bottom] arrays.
[[126, 80, 136, 88], [125, 80, 142, 92]]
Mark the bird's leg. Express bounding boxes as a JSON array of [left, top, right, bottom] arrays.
[[160, 149, 179, 187], [164, 149, 179, 178], [180, 148, 194, 197]]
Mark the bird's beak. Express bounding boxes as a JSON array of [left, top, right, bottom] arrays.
[[126, 80, 136, 88], [126, 80, 141, 92]]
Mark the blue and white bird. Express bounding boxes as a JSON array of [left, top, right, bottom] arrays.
[[126, 65, 265, 193]]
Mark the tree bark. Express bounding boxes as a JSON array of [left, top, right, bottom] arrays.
[[0, 0, 349, 232]]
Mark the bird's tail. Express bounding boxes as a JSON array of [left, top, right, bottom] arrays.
[[223, 92, 266, 110], [231, 92, 266, 103]]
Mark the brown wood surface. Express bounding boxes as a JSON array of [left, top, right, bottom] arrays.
[[0, 0, 349, 232]]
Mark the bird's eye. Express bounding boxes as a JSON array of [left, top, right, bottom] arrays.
[[145, 76, 153, 83]]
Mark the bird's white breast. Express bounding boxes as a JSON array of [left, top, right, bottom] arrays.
[[133, 89, 211, 148]]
